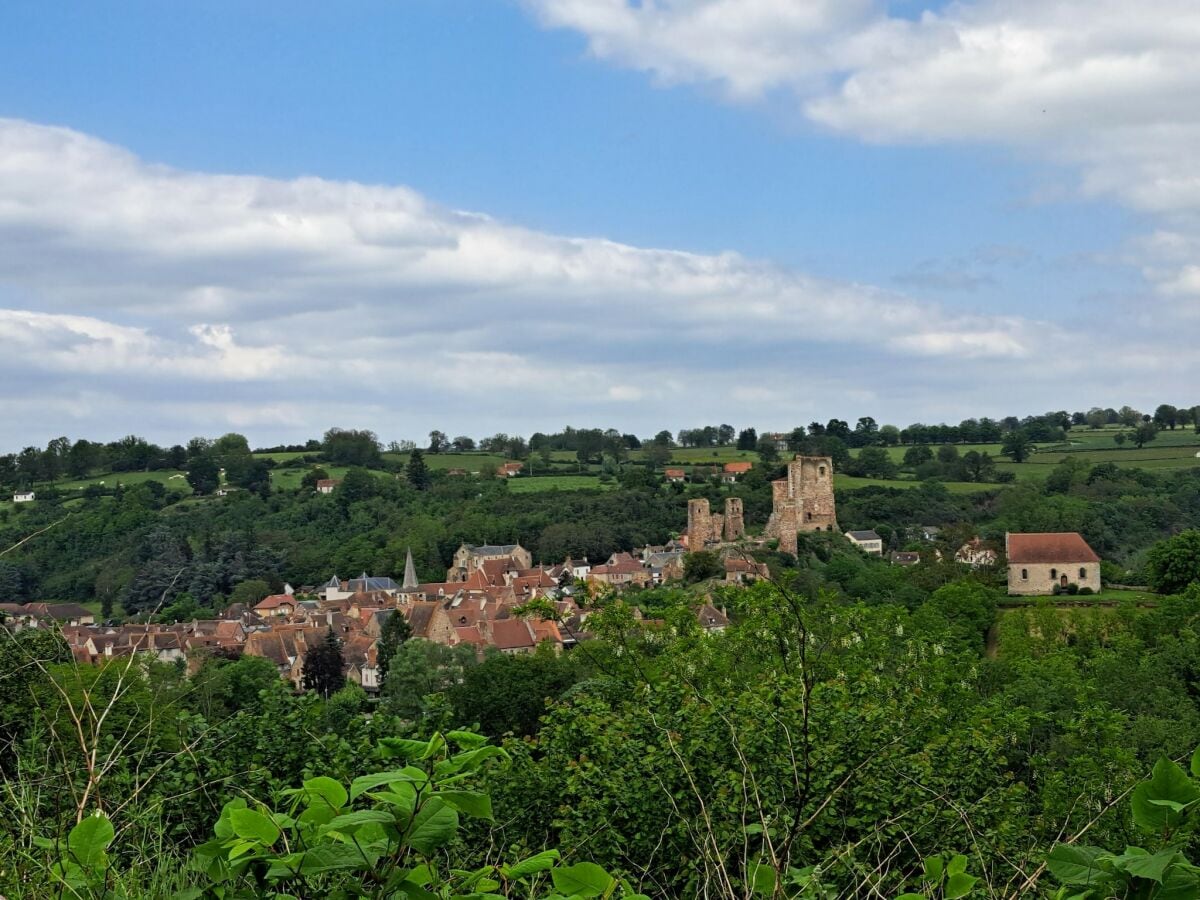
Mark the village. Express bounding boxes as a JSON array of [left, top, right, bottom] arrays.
[[0, 454, 1106, 698]]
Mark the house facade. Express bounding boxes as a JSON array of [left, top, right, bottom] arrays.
[[1006, 532, 1102, 596], [845, 530, 884, 555]]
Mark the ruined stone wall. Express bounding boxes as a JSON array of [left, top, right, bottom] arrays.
[[724, 497, 745, 541], [765, 456, 837, 556], [688, 499, 714, 551]]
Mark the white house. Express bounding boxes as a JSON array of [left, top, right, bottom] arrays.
[[13, 491, 34, 503], [845, 529, 884, 555]]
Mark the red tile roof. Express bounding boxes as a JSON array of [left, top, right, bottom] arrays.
[[1006, 532, 1100, 564], [724, 461, 753, 474], [489, 618, 536, 650]]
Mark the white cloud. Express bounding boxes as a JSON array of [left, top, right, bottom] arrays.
[[526, 0, 1200, 304], [0, 116, 1189, 447]]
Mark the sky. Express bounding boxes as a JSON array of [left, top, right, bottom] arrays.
[[0, 0, 1196, 450]]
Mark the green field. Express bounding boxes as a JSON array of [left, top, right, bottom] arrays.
[[849, 428, 1200, 482], [507, 475, 613, 493], [833, 474, 993, 494]]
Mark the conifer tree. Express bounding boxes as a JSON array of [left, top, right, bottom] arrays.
[[302, 628, 346, 699]]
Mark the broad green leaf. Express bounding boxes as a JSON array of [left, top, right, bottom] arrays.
[[301, 776, 348, 811], [945, 872, 977, 899], [229, 808, 280, 846], [321, 810, 396, 835], [946, 854, 968, 876], [422, 733, 447, 759], [747, 860, 777, 896], [1121, 848, 1179, 883], [503, 849, 561, 879], [1046, 845, 1109, 886], [406, 797, 459, 855], [351, 769, 424, 800], [438, 790, 493, 821], [550, 861, 615, 898], [380, 737, 431, 760], [922, 855, 943, 882], [894, 895, 926, 900], [1132, 757, 1200, 832], [446, 730, 489, 750], [1191, 744, 1200, 779], [436, 745, 508, 778], [68, 814, 114, 868], [213, 798, 247, 839]]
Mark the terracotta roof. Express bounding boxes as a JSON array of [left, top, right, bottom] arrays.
[[254, 594, 295, 611], [489, 618, 536, 650], [665, 468, 686, 478], [1006, 532, 1100, 564], [724, 462, 753, 474]]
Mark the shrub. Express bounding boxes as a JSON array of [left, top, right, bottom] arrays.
[[1078, 586, 1094, 596]]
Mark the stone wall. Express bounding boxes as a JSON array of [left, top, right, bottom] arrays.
[[687, 497, 745, 549], [765, 456, 838, 555], [1007, 561, 1101, 596]]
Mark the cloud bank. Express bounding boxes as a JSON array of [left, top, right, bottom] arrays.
[[0, 115, 1189, 448]]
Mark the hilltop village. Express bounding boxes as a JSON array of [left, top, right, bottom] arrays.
[[1, 453, 1111, 695]]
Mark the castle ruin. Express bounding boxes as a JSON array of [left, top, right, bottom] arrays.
[[764, 456, 838, 555], [687, 497, 746, 550]]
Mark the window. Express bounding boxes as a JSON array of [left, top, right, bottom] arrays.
[[806, 512, 813, 521], [819, 466, 826, 476], [1079, 567, 1087, 579], [1021, 569, 1028, 580], [1050, 568, 1057, 579]]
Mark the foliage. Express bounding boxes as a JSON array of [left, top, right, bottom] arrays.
[[1145, 529, 1200, 594], [302, 628, 347, 699], [683, 549, 723, 583]]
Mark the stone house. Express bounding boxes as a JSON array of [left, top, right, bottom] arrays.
[[316, 478, 341, 494], [13, 491, 34, 503], [1006, 532, 1101, 596]]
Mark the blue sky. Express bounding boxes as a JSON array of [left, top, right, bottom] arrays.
[[0, 0, 1194, 447]]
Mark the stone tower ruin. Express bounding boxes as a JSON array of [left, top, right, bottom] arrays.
[[723, 497, 745, 541], [687, 497, 746, 549], [765, 456, 838, 556]]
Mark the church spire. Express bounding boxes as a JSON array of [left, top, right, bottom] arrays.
[[403, 548, 418, 590]]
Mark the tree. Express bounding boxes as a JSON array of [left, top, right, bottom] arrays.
[[1145, 530, 1200, 594], [855, 446, 897, 479], [381, 640, 477, 720], [1154, 404, 1180, 430], [377, 609, 413, 683], [451, 435, 475, 452], [644, 442, 672, 470], [736, 428, 758, 451], [450, 647, 582, 737], [300, 467, 330, 491], [717, 424, 736, 446], [1118, 405, 1141, 427], [229, 578, 271, 606], [186, 455, 220, 495], [755, 435, 780, 464], [302, 629, 346, 699], [652, 430, 673, 447], [904, 445, 934, 468], [339, 467, 378, 503], [1134, 421, 1159, 449], [323, 428, 382, 467], [428, 430, 449, 453], [1113, 432, 1127, 446], [683, 551, 723, 584], [1001, 429, 1034, 463], [406, 449, 431, 491], [960, 450, 996, 483]]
